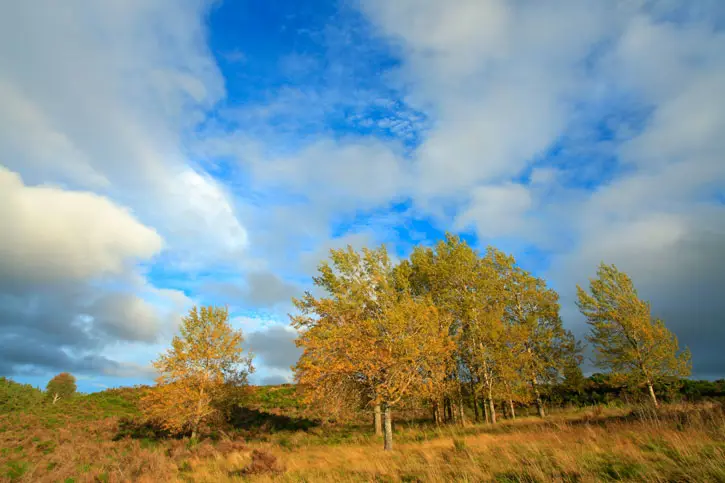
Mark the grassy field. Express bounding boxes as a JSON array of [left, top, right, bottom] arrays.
[[1, 381, 724, 482]]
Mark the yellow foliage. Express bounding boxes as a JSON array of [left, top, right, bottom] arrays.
[[141, 305, 253, 437]]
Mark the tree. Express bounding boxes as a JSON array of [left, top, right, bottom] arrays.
[[141, 306, 254, 438], [492, 249, 579, 418], [576, 263, 691, 407], [293, 245, 455, 450], [46, 373, 76, 404]]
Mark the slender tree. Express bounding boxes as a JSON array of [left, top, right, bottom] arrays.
[[141, 306, 254, 438], [577, 263, 691, 407], [46, 372, 76, 404], [492, 248, 578, 418]]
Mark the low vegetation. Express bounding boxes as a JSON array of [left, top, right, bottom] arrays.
[[1, 382, 724, 482]]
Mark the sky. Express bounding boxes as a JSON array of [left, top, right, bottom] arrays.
[[1, 0, 724, 392]]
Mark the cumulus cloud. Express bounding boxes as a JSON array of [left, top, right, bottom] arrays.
[[0, 167, 163, 287], [455, 183, 533, 239], [253, 139, 408, 208], [0, 168, 192, 376], [201, 271, 299, 309]]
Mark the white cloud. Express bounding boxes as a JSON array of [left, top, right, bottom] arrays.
[[363, 0, 617, 200], [0, 167, 162, 285], [455, 183, 533, 239], [252, 138, 408, 209]]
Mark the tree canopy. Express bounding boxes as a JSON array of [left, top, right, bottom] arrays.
[[46, 372, 76, 404]]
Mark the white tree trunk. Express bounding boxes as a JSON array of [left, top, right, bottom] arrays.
[[383, 404, 393, 451]]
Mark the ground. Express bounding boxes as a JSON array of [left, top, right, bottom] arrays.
[[1, 381, 724, 482]]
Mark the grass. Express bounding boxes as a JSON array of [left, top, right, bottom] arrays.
[[1, 384, 724, 482]]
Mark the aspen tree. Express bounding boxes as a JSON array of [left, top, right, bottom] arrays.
[[141, 306, 253, 438], [577, 263, 691, 407]]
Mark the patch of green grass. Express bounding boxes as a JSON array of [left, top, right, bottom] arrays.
[[4, 461, 29, 481], [452, 438, 468, 452], [595, 454, 643, 481], [140, 437, 159, 449]]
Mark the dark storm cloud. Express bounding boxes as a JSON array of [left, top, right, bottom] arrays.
[[246, 325, 302, 371], [556, 226, 725, 380], [0, 277, 169, 378]]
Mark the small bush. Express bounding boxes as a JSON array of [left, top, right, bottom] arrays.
[[236, 449, 284, 476]]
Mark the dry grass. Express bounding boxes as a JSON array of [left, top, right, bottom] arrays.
[[190, 403, 725, 482], [2, 402, 724, 482]]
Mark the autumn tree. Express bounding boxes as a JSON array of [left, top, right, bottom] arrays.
[[492, 248, 580, 418], [46, 372, 76, 404], [577, 263, 691, 407], [141, 306, 254, 438], [293, 245, 455, 450]]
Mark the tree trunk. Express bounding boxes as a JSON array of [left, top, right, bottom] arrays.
[[52, 393, 60, 405], [482, 395, 490, 424], [433, 401, 440, 426], [472, 389, 480, 422], [444, 397, 452, 423], [457, 396, 466, 426], [192, 385, 205, 439], [647, 381, 659, 408], [532, 379, 545, 418], [508, 399, 516, 420], [374, 404, 383, 435], [488, 387, 497, 424], [383, 404, 393, 451]]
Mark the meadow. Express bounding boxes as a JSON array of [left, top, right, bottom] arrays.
[[2, 378, 724, 482]]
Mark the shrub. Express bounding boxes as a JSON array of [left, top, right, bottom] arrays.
[[0, 377, 44, 413], [237, 449, 284, 475]]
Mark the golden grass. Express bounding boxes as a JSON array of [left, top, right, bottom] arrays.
[[189, 403, 725, 482], [2, 403, 724, 482]]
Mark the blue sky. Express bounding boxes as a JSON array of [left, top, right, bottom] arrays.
[[1, 0, 725, 392]]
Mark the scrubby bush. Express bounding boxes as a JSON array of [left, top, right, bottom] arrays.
[[0, 377, 44, 413]]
